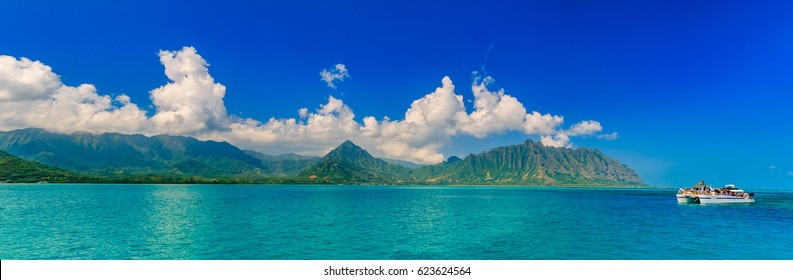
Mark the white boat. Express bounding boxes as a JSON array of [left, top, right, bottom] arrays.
[[676, 183, 754, 204], [697, 184, 755, 204]]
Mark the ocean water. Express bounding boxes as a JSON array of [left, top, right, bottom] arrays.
[[0, 184, 792, 260]]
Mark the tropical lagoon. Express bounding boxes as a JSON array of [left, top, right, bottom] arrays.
[[1, 184, 792, 260]]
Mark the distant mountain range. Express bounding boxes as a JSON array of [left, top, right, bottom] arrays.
[[0, 128, 320, 178], [244, 150, 319, 176], [0, 128, 644, 186]]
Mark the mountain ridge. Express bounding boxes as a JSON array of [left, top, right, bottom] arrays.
[[0, 128, 645, 186], [409, 139, 643, 186], [0, 128, 267, 177]]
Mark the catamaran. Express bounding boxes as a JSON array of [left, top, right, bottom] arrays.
[[677, 182, 754, 204]]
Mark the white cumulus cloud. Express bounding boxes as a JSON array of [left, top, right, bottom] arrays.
[[457, 75, 527, 137], [0, 47, 617, 164], [319, 63, 350, 89], [523, 111, 564, 135], [0, 56, 61, 102], [540, 133, 571, 148], [150, 47, 231, 135], [0, 55, 150, 134], [567, 120, 602, 136]]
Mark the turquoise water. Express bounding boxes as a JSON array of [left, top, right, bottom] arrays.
[[1, 184, 792, 259]]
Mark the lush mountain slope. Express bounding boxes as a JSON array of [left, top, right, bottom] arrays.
[[244, 150, 320, 176], [409, 140, 644, 186], [299, 140, 411, 183], [0, 150, 90, 183], [0, 128, 266, 177]]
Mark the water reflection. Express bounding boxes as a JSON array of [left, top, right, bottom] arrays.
[[143, 185, 211, 259]]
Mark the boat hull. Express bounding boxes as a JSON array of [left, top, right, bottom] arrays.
[[697, 195, 754, 204]]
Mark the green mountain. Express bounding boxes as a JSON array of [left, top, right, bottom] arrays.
[[299, 140, 411, 183], [409, 139, 644, 186], [0, 128, 268, 177], [0, 128, 645, 186], [244, 150, 320, 176], [0, 150, 89, 183]]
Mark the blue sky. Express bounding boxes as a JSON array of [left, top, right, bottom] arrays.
[[1, 0, 792, 187]]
